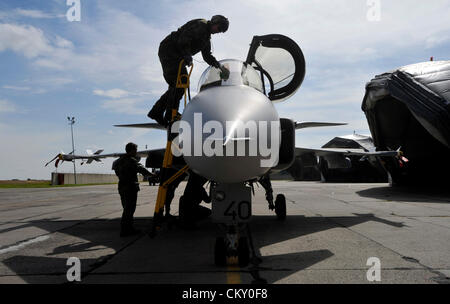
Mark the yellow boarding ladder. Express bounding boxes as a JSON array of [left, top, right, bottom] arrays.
[[151, 60, 193, 235]]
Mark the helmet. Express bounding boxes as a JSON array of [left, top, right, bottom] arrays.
[[211, 15, 229, 32]]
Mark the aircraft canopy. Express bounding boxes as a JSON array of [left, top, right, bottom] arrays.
[[198, 59, 264, 93], [246, 34, 306, 102]]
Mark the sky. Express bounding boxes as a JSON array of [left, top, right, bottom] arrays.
[[0, 0, 449, 180]]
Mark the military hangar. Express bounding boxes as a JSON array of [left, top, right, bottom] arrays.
[[362, 60, 450, 186]]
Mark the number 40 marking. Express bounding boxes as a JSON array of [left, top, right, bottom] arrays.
[[224, 201, 251, 221]]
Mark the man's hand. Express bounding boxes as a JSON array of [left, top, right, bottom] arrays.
[[219, 65, 230, 80], [183, 55, 193, 66], [145, 172, 155, 178]]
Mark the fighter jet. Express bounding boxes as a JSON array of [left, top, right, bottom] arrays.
[[46, 34, 400, 266]]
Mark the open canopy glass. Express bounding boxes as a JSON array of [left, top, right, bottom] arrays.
[[246, 34, 306, 102], [198, 59, 264, 93]]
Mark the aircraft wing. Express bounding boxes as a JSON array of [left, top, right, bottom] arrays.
[[294, 147, 401, 169], [45, 121, 176, 168], [114, 123, 166, 130], [295, 122, 347, 129], [295, 147, 400, 157], [116, 121, 346, 131], [45, 148, 167, 168]]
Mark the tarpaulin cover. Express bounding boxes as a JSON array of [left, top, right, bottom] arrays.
[[362, 60, 450, 148]]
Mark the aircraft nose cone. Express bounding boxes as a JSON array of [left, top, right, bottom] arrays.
[[178, 86, 280, 183]]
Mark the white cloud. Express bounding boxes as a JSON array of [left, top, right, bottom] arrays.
[[425, 36, 450, 49], [33, 88, 48, 94], [0, 24, 75, 73], [0, 23, 53, 58], [34, 58, 65, 70], [2, 1, 450, 90], [54, 35, 74, 49], [26, 77, 74, 87], [101, 97, 148, 115], [13, 9, 60, 19], [0, 99, 16, 113], [94, 89, 131, 99], [7, 77, 74, 94], [2, 85, 31, 91], [93, 88, 159, 99], [0, 8, 64, 20]]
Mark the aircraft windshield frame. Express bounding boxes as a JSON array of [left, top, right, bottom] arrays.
[[245, 34, 306, 102], [198, 59, 264, 93]]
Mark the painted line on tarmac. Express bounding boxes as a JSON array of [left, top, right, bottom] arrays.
[[226, 266, 241, 284], [226, 257, 241, 284], [0, 235, 50, 255]]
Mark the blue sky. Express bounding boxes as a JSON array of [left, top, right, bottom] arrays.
[[0, 0, 449, 179]]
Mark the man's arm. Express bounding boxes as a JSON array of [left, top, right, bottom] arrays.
[[132, 158, 152, 177], [201, 40, 220, 68], [136, 162, 152, 177]]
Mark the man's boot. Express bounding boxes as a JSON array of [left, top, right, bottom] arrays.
[[148, 95, 170, 127], [148, 107, 167, 127]]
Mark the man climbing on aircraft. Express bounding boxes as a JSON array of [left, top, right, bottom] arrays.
[[148, 15, 230, 127], [112, 143, 153, 237]]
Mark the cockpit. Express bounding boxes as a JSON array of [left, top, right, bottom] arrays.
[[198, 34, 306, 103], [198, 59, 264, 93]]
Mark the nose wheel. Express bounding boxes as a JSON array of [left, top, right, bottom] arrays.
[[275, 194, 286, 220], [237, 237, 250, 267], [214, 237, 227, 266], [214, 233, 250, 267]]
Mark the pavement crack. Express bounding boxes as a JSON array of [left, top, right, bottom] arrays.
[[79, 234, 145, 281], [402, 256, 420, 263]]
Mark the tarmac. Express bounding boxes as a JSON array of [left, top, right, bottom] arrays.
[[0, 181, 449, 284]]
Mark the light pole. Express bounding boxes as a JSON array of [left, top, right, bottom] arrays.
[[67, 116, 77, 184]]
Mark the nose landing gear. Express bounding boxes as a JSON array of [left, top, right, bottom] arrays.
[[214, 236, 227, 266], [211, 182, 286, 268], [214, 226, 250, 267]]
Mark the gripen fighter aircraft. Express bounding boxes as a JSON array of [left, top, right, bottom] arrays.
[[46, 34, 400, 266]]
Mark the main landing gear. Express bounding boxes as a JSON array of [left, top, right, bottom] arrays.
[[258, 174, 287, 220], [274, 194, 286, 220]]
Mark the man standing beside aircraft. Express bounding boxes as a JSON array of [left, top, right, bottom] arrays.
[[112, 143, 153, 237], [148, 15, 230, 126]]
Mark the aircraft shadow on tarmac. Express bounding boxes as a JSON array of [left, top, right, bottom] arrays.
[[2, 212, 405, 284], [356, 186, 450, 204]]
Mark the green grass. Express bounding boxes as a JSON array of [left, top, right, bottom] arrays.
[[0, 181, 118, 188]]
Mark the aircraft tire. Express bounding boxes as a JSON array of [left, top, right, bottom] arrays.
[[238, 237, 250, 267], [275, 194, 286, 220], [214, 237, 227, 266]]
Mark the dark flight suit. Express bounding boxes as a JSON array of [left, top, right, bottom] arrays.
[[112, 155, 151, 233], [179, 171, 211, 226], [150, 19, 221, 123]]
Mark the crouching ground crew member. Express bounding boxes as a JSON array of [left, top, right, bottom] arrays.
[[148, 15, 230, 126], [112, 142, 153, 237], [179, 171, 211, 228]]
